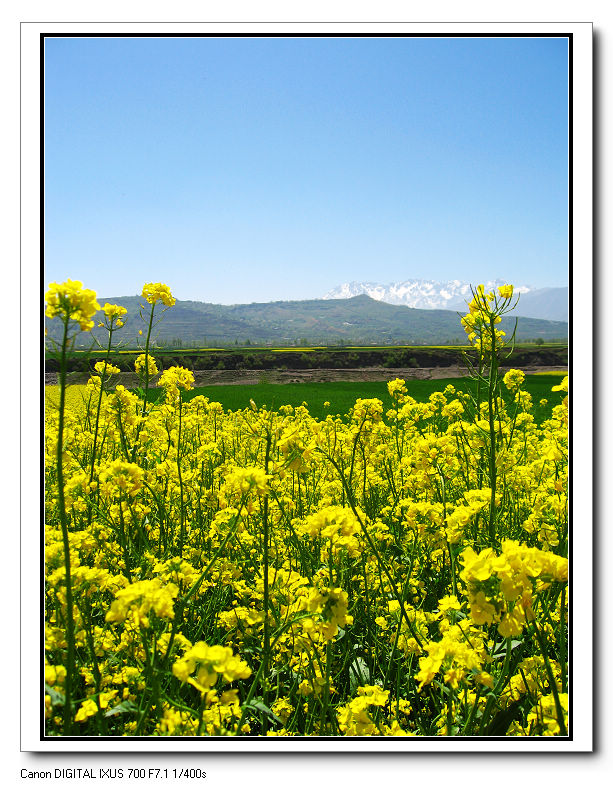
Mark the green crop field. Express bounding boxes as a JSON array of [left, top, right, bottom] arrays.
[[46, 374, 564, 427], [139, 374, 563, 424]]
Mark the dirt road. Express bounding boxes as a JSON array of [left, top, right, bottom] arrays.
[[45, 365, 566, 388]]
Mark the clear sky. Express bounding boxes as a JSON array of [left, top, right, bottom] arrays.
[[44, 35, 569, 304]]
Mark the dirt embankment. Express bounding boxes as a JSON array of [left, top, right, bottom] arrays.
[[45, 364, 566, 388]]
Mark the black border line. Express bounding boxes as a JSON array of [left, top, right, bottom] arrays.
[[37, 29, 577, 750]]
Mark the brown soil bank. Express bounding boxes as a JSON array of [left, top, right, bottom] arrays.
[[47, 364, 567, 388]]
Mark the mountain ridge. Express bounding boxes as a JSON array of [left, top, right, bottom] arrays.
[[45, 293, 568, 347]]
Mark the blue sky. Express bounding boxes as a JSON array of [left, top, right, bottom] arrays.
[[44, 36, 569, 304]]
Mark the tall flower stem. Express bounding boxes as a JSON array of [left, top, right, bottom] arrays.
[[141, 301, 156, 419], [55, 316, 77, 735], [486, 313, 499, 545], [88, 323, 115, 494], [131, 301, 157, 463], [322, 450, 425, 652], [261, 428, 273, 732], [177, 394, 186, 555]]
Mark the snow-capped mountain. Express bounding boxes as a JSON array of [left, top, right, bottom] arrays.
[[323, 279, 534, 311]]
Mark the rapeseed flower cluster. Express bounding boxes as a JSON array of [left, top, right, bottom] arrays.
[[134, 353, 159, 377], [460, 283, 516, 353], [142, 282, 176, 307], [99, 303, 128, 329], [45, 279, 101, 331], [105, 578, 179, 625], [172, 642, 252, 692]]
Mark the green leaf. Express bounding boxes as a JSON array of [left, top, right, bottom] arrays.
[[45, 685, 65, 706], [104, 700, 139, 718], [245, 699, 281, 725], [349, 657, 370, 691], [484, 698, 526, 736]]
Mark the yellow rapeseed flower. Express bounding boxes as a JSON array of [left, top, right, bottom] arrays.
[[142, 282, 176, 306], [45, 279, 101, 331]]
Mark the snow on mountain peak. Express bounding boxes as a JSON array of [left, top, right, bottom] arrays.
[[323, 279, 533, 310]]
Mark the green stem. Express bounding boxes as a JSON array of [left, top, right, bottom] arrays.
[[88, 324, 114, 490], [131, 302, 157, 463], [447, 688, 454, 736], [261, 429, 273, 731], [531, 620, 567, 736], [462, 684, 483, 736], [478, 637, 512, 735], [321, 642, 332, 734], [559, 587, 567, 692], [141, 302, 156, 418], [322, 450, 425, 652], [487, 314, 499, 545], [177, 395, 186, 556], [55, 317, 77, 736], [159, 498, 247, 673], [382, 555, 416, 691], [234, 610, 320, 736]]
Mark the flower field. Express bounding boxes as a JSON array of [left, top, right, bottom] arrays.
[[44, 281, 569, 738]]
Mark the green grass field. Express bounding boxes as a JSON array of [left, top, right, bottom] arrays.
[[47, 374, 566, 426], [142, 374, 564, 424]]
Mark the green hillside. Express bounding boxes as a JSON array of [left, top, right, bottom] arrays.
[[45, 293, 568, 348]]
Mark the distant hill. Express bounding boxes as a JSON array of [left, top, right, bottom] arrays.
[[45, 293, 568, 348]]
